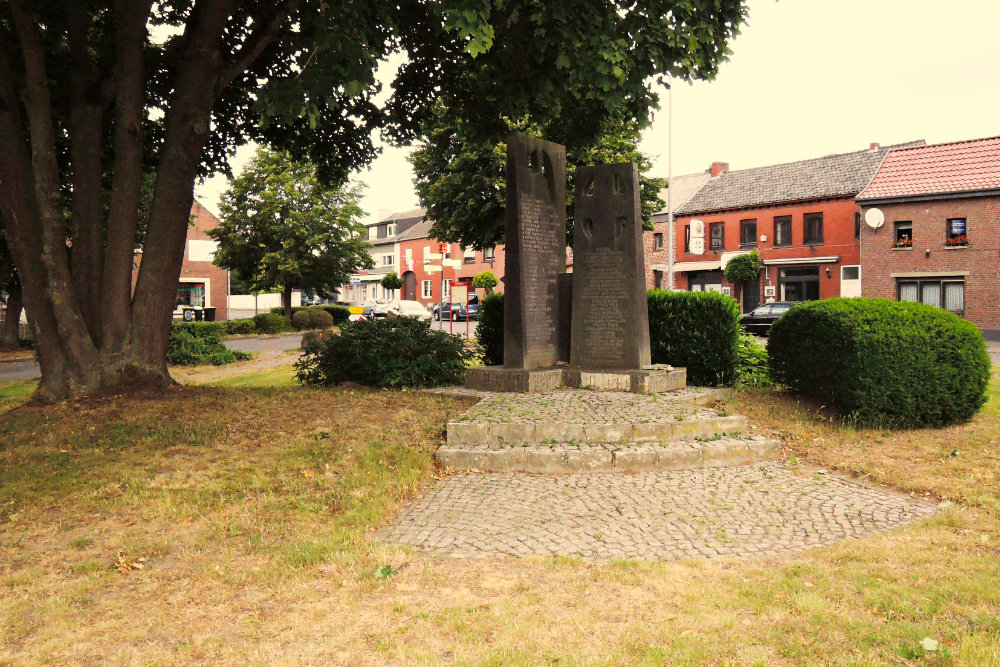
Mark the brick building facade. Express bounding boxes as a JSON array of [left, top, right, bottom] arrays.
[[134, 200, 230, 320], [857, 137, 1000, 335], [657, 143, 919, 312]]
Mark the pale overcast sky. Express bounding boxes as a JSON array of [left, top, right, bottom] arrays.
[[196, 0, 1000, 223]]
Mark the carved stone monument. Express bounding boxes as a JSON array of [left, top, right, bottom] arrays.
[[502, 134, 567, 369], [569, 163, 651, 369]]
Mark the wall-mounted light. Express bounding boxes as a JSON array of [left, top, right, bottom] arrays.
[[925, 249, 931, 258], [825, 267, 831, 277]]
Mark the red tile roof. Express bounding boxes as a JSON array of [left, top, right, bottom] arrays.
[[857, 136, 1000, 202]]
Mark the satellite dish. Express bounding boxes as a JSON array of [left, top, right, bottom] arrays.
[[864, 208, 885, 229]]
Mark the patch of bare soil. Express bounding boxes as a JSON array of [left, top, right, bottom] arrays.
[[171, 349, 302, 384]]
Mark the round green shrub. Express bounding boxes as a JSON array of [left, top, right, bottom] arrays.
[[321, 305, 350, 324], [252, 312, 287, 334], [224, 318, 256, 335], [647, 289, 741, 386], [308, 307, 334, 328], [734, 332, 772, 389], [291, 310, 311, 330], [295, 316, 473, 388], [475, 292, 504, 366], [769, 298, 989, 428], [723, 250, 763, 284]]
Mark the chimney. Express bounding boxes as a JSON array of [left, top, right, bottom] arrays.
[[869, 142, 880, 151], [710, 162, 729, 177], [378, 208, 392, 221]]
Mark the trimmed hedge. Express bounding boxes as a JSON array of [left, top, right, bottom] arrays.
[[291, 310, 312, 330], [308, 308, 335, 328], [224, 318, 256, 335], [475, 292, 504, 366], [168, 323, 251, 366], [769, 298, 990, 428], [269, 304, 350, 323], [295, 316, 472, 388], [252, 312, 288, 334], [648, 289, 740, 386]]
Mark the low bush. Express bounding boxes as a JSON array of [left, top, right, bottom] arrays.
[[295, 316, 472, 388], [252, 312, 288, 334], [647, 289, 740, 386], [224, 318, 256, 335], [734, 332, 772, 389], [308, 307, 335, 328], [291, 310, 311, 330], [168, 323, 251, 366], [475, 292, 504, 366], [769, 298, 990, 428], [270, 304, 349, 323]]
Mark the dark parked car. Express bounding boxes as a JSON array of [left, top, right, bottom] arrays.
[[740, 301, 799, 336], [432, 294, 480, 321]]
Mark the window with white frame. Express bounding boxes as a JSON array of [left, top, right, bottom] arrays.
[[404, 248, 412, 261], [382, 254, 394, 266], [422, 245, 431, 263], [463, 246, 476, 264], [386, 223, 397, 236], [442, 281, 451, 299], [368, 226, 377, 241], [898, 278, 964, 313], [421, 280, 433, 298], [483, 246, 495, 261]]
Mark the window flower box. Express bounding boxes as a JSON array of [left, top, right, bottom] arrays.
[[945, 234, 969, 247]]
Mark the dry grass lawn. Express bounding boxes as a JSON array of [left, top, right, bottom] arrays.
[[1, 364, 999, 664]]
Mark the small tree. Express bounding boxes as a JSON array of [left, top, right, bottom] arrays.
[[724, 251, 763, 309], [380, 272, 404, 300], [211, 149, 374, 319], [472, 270, 499, 294]]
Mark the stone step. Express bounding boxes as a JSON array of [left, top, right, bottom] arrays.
[[435, 436, 782, 474], [446, 413, 746, 446]]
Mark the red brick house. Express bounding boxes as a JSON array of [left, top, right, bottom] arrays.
[[133, 200, 230, 320], [856, 136, 1000, 335], [666, 143, 920, 312], [392, 216, 506, 308], [644, 171, 711, 289]]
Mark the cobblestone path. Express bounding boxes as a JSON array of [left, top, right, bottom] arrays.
[[377, 462, 937, 561]]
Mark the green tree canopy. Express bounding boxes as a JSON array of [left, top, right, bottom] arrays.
[[472, 270, 498, 293], [410, 108, 666, 249], [380, 272, 404, 293], [211, 149, 373, 318], [0, 0, 746, 401]]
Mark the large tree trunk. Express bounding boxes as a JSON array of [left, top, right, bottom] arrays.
[[0, 277, 22, 352], [282, 284, 294, 320]]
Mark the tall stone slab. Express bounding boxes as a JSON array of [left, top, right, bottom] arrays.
[[504, 134, 567, 369], [570, 163, 651, 369]]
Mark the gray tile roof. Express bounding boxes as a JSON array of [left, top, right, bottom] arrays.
[[678, 142, 924, 215], [651, 172, 712, 218], [396, 219, 433, 242]]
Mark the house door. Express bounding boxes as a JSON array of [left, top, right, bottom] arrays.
[[841, 265, 861, 298], [743, 279, 760, 313], [402, 271, 417, 301]]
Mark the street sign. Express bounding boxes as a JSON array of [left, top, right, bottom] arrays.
[[442, 258, 462, 268], [349, 277, 361, 285], [349, 306, 363, 314], [424, 252, 442, 260], [426, 265, 443, 273], [438, 243, 448, 253]]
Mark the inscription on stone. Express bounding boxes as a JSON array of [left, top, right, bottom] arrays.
[[570, 163, 651, 369], [503, 135, 567, 369]]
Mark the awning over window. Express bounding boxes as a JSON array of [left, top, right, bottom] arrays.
[[673, 260, 722, 272], [762, 255, 840, 266]]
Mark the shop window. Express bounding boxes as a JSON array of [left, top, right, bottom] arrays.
[[709, 222, 724, 251], [739, 219, 757, 247], [653, 233, 664, 250], [898, 278, 964, 312], [175, 282, 205, 309], [946, 218, 968, 246], [894, 221, 913, 248], [773, 216, 792, 247], [803, 213, 823, 245], [778, 267, 820, 302]]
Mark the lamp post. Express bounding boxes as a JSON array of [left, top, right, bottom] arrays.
[[665, 81, 675, 290]]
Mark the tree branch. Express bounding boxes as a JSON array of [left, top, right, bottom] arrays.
[[216, 0, 300, 95]]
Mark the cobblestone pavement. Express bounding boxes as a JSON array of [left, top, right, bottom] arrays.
[[377, 462, 938, 561], [450, 387, 726, 424]]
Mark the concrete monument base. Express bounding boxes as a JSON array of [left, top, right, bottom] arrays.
[[465, 364, 685, 394]]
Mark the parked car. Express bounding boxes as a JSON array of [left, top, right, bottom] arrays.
[[361, 298, 391, 318], [387, 300, 432, 321], [432, 294, 480, 321], [740, 301, 799, 336]]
